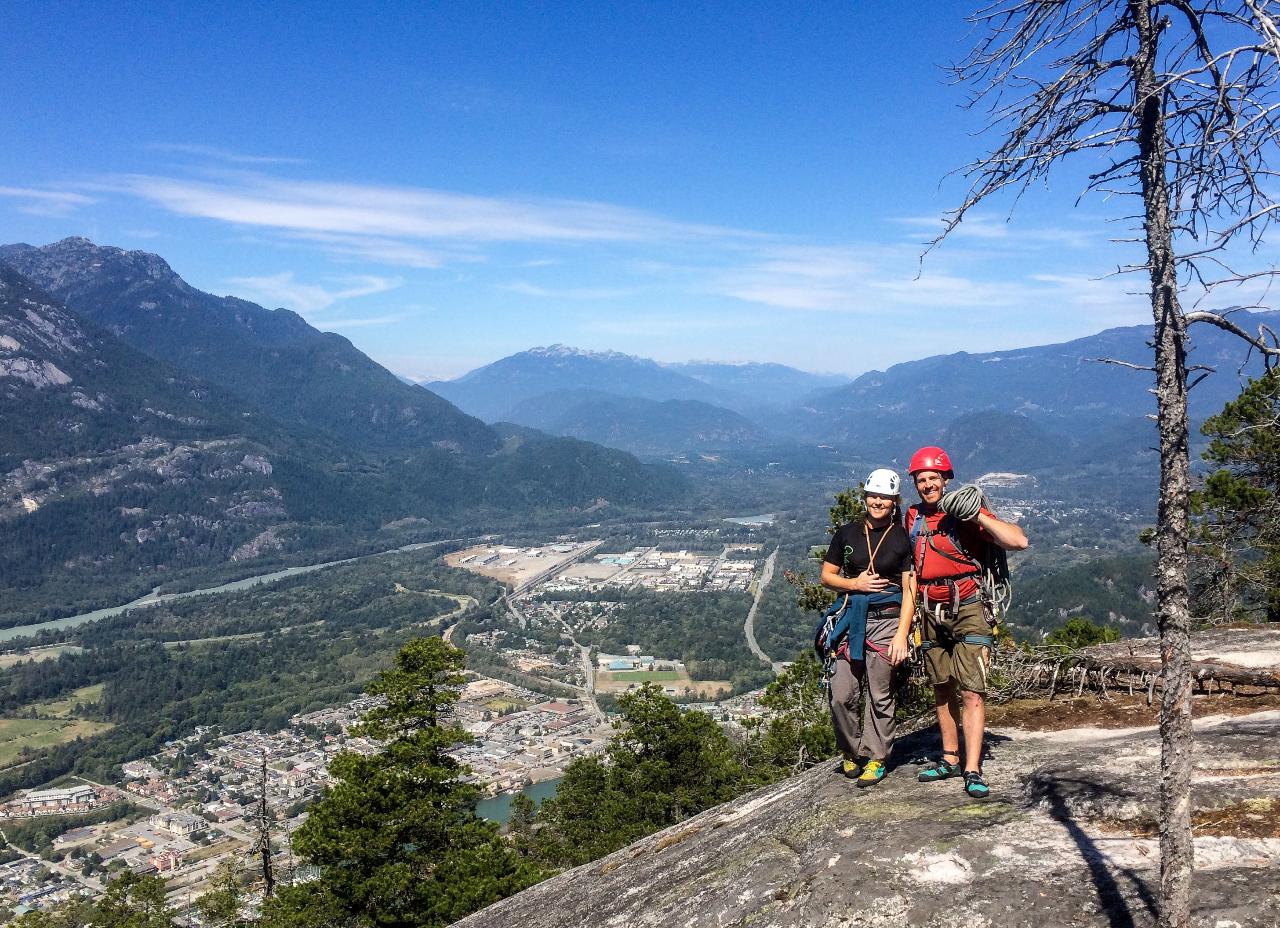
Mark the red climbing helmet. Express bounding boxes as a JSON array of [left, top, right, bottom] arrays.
[[908, 446, 953, 478]]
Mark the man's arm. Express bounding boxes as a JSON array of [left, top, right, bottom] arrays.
[[975, 510, 1028, 551]]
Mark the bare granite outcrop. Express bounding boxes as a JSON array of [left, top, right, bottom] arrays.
[[456, 706, 1280, 928]]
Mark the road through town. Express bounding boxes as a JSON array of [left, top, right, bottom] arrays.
[[744, 548, 784, 674]]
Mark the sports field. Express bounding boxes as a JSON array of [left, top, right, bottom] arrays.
[[605, 670, 683, 682], [596, 669, 731, 699], [482, 697, 531, 713]]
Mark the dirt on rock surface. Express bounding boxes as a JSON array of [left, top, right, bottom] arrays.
[[988, 691, 1280, 730], [455, 709, 1280, 928]]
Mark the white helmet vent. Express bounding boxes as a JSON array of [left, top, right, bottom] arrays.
[[863, 468, 901, 497]]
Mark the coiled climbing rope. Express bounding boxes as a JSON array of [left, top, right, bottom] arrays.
[[940, 483, 985, 522], [939, 483, 1014, 619]]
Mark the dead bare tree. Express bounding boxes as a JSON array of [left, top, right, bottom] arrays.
[[933, 3, 1280, 926], [254, 751, 275, 900]]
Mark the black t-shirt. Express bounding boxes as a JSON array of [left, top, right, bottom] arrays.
[[824, 520, 914, 578]]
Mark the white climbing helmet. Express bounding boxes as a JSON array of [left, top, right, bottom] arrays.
[[863, 468, 901, 497]]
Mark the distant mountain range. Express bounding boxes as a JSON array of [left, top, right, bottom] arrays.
[[0, 239, 686, 619], [667, 360, 848, 404], [427, 345, 843, 419], [786, 311, 1279, 471], [504, 391, 767, 457], [426, 345, 845, 454], [429, 312, 1278, 469]]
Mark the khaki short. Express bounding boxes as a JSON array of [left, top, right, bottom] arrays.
[[922, 600, 993, 694]]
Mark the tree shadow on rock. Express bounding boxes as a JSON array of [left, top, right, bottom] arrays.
[[1028, 775, 1158, 928]]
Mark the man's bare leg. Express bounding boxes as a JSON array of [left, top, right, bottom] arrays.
[[934, 682, 961, 760], [961, 690, 985, 772]]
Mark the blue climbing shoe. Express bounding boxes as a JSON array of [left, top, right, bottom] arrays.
[[963, 770, 990, 799], [917, 751, 960, 783]]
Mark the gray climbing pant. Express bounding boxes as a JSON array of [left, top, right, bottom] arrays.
[[828, 614, 900, 760]]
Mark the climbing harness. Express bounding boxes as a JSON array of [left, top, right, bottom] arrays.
[[814, 588, 902, 690], [908, 484, 1013, 630]]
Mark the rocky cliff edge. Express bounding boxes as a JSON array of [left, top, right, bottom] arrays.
[[456, 704, 1280, 928]]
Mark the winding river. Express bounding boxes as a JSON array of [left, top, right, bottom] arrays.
[[0, 541, 440, 644]]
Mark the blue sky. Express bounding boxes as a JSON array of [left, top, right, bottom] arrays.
[[1, 1, 1246, 380]]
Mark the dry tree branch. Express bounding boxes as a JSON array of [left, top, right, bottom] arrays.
[[1091, 356, 1158, 371], [1184, 309, 1280, 361]]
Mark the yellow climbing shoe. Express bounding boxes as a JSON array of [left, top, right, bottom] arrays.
[[840, 755, 865, 779], [856, 759, 886, 788]]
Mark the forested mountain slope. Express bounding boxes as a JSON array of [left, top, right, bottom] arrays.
[[0, 266, 323, 608], [0, 265, 291, 468], [0, 237, 496, 454], [0, 253, 687, 624]]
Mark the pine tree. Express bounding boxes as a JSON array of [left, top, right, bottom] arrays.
[[746, 652, 835, 778], [1194, 369, 1280, 622], [532, 683, 745, 869], [267, 637, 542, 928], [784, 486, 866, 612]]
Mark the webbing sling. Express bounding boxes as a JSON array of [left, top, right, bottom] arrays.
[[918, 634, 995, 652]]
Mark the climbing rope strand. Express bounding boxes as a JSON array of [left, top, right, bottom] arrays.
[[939, 483, 985, 521]]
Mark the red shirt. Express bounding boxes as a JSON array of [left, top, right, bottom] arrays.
[[905, 504, 992, 603]]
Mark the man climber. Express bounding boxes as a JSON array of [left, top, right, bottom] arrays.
[[906, 446, 1028, 799]]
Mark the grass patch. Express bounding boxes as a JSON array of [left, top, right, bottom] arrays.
[[0, 684, 112, 768], [33, 684, 106, 719], [481, 697, 530, 713], [0, 719, 114, 767], [0, 645, 84, 670], [184, 838, 246, 864]]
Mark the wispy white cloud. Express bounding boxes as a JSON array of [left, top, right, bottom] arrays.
[[279, 231, 470, 269], [503, 281, 632, 300], [320, 312, 418, 329], [713, 241, 1144, 321], [890, 214, 1098, 249], [145, 143, 308, 166], [223, 271, 403, 314], [107, 172, 747, 246], [0, 186, 95, 217], [712, 243, 902, 312]]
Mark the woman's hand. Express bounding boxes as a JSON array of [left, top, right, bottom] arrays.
[[888, 633, 910, 665], [853, 570, 889, 593]]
